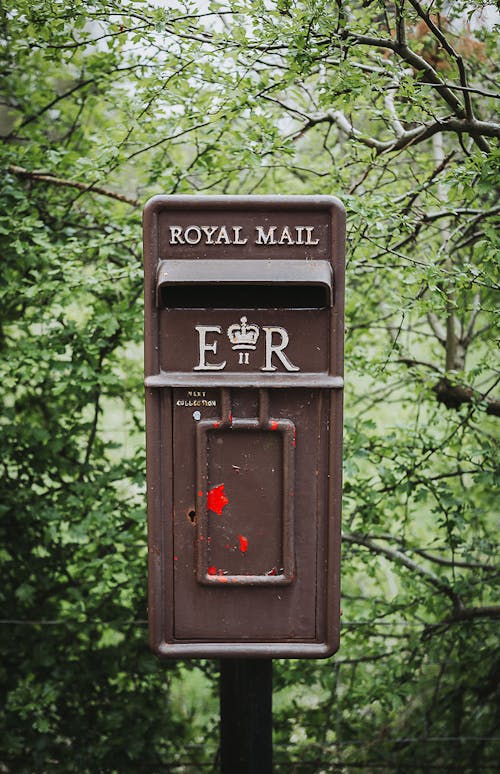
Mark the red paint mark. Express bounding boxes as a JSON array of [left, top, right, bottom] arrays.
[[207, 484, 229, 515], [213, 421, 221, 429], [207, 566, 217, 575], [228, 412, 233, 424], [292, 430, 297, 447], [238, 534, 249, 553], [270, 420, 279, 430], [207, 537, 211, 544], [174, 555, 178, 561], [267, 567, 278, 576], [225, 543, 230, 550], [198, 490, 203, 497]]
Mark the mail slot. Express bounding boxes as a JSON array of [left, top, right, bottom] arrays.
[[143, 195, 345, 658]]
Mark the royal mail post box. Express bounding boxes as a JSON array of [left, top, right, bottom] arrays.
[[143, 195, 345, 658]]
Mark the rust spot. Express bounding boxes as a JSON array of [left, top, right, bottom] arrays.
[[207, 483, 229, 515], [207, 566, 217, 575], [238, 534, 248, 553]]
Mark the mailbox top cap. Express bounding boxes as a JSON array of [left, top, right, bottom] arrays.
[[143, 193, 345, 215]]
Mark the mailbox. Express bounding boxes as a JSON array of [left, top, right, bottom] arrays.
[[143, 195, 345, 658]]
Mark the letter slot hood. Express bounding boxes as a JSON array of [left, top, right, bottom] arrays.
[[157, 258, 333, 308]]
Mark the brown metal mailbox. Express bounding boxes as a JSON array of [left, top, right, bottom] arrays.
[[143, 195, 345, 658]]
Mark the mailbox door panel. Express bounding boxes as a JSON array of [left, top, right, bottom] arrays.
[[172, 388, 328, 642]]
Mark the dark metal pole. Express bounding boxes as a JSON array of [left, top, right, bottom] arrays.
[[220, 658, 273, 774]]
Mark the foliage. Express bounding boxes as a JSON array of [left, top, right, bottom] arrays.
[[0, 0, 498, 770]]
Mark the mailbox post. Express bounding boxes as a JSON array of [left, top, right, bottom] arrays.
[[144, 195, 345, 659]]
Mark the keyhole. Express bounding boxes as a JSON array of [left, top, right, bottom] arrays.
[[188, 509, 196, 524]]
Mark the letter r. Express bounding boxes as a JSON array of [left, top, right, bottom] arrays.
[[169, 226, 184, 244], [260, 327, 299, 372]]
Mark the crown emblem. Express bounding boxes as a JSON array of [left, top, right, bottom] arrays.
[[227, 316, 260, 350]]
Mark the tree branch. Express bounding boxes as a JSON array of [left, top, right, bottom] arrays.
[[125, 119, 213, 161], [310, 110, 498, 154], [7, 165, 140, 207], [384, 87, 406, 138], [423, 206, 500, 224], [425, 605, 500, 637], [2, 79, 93, 140], [407, 0, 474, 120], [394, 355, 500, 416], [343, 531, 463, 613], [432, 377, 500, 417], [440, 605, 500, 623], [364, 533, 498, 572], [345, 29, 492, 152], [394, 357, 442, 373], [427, 312, 447, 344]]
